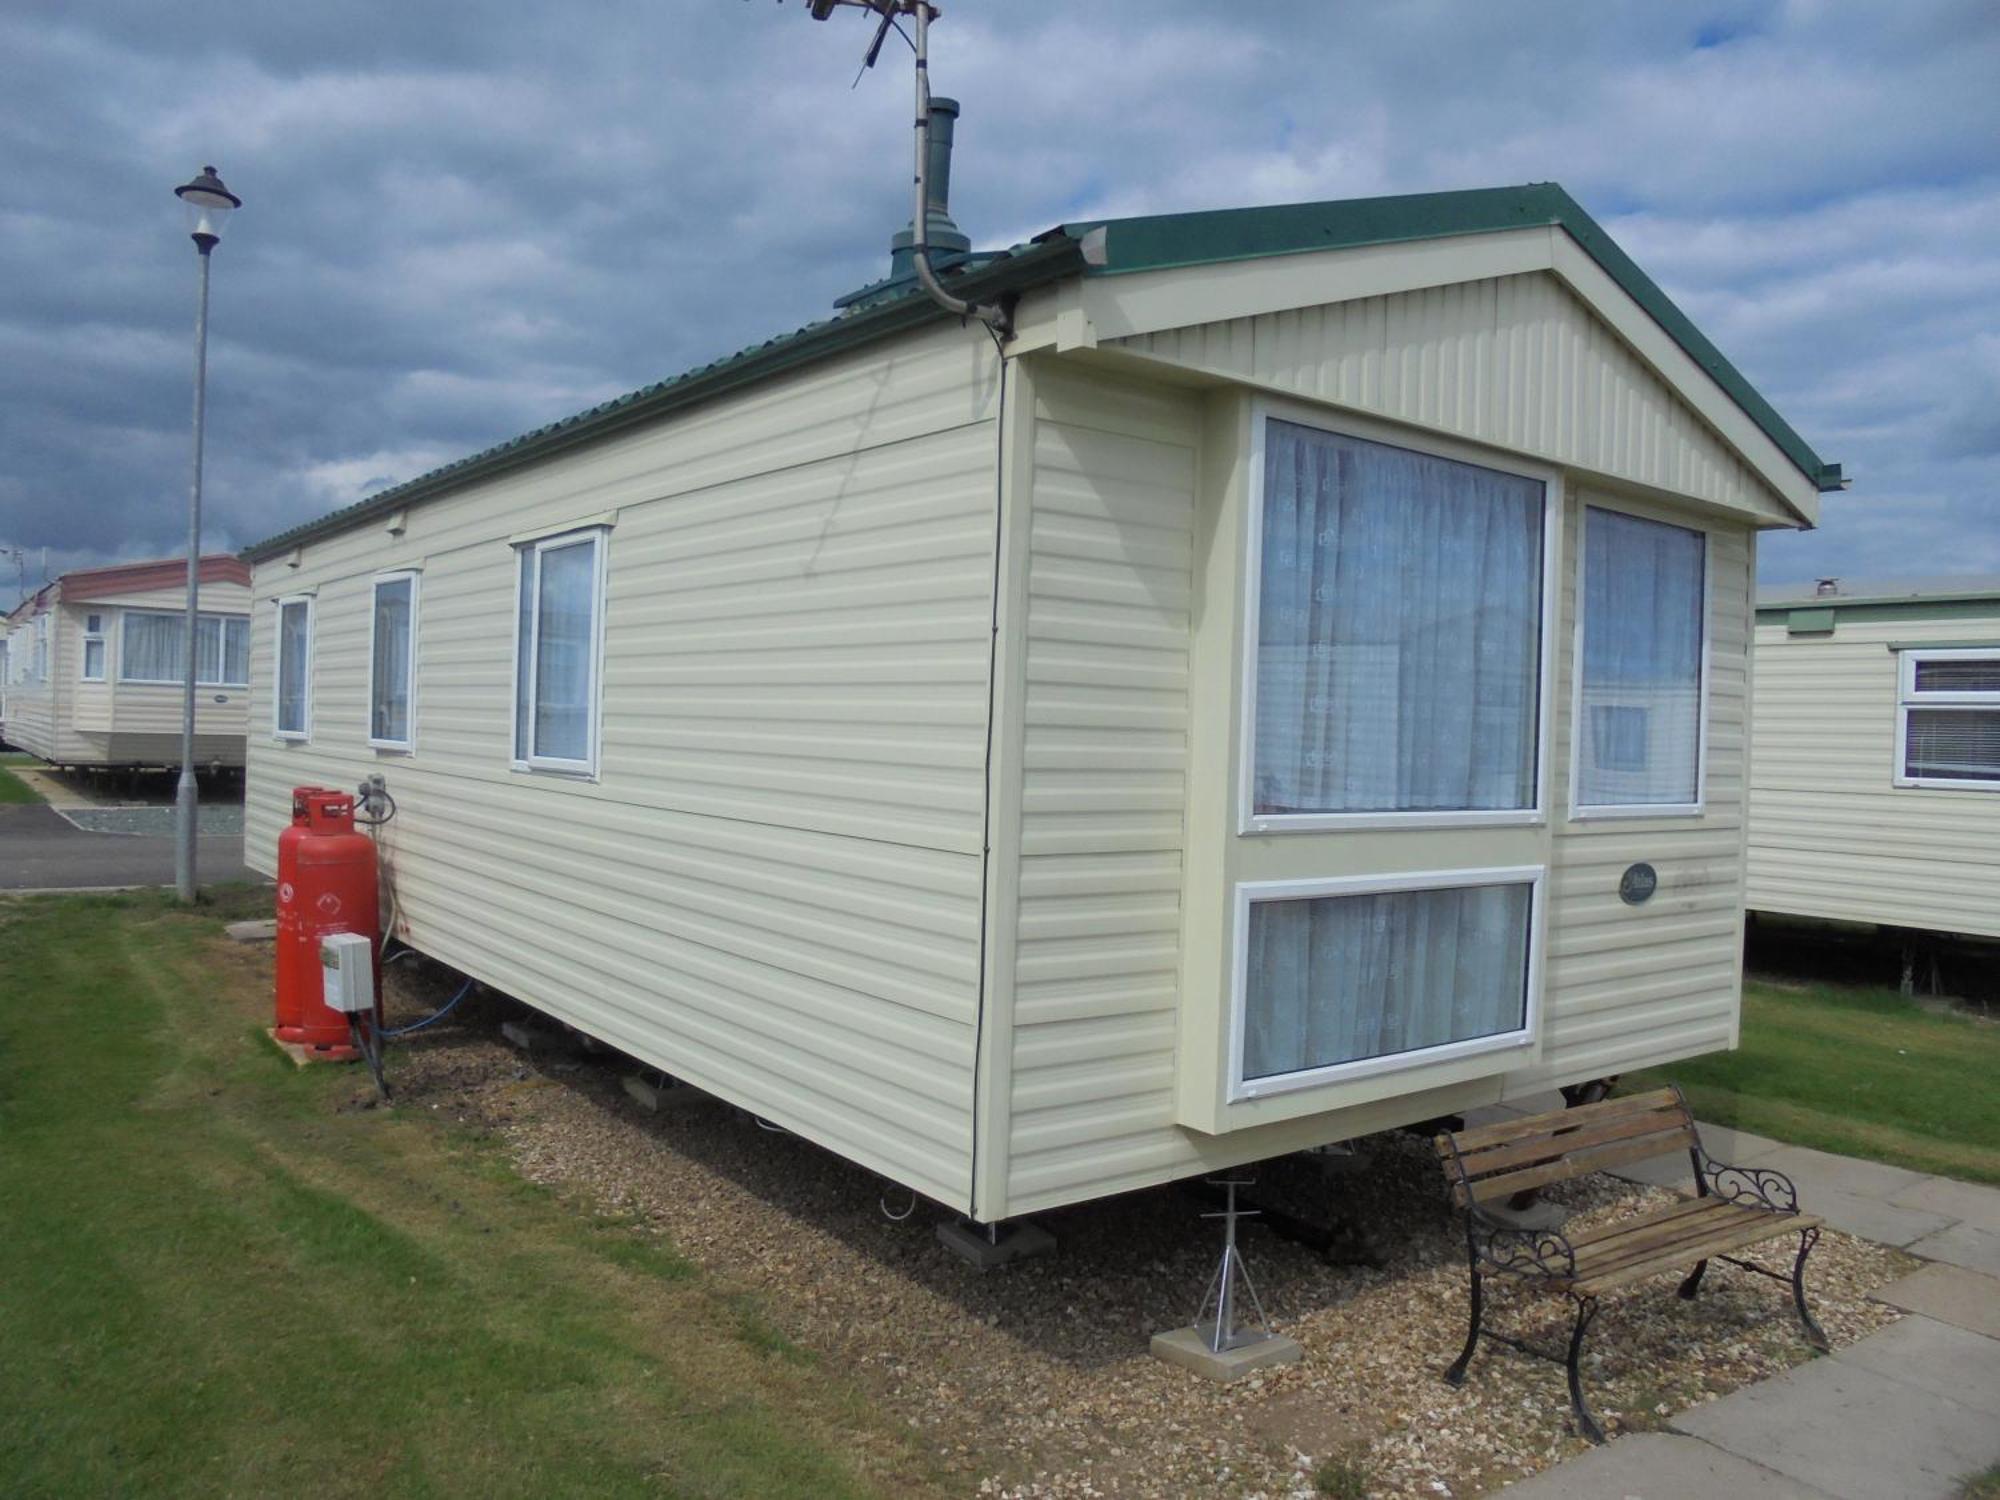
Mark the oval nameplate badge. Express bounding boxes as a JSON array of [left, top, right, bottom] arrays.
[[1619, 863, 1658, 906]]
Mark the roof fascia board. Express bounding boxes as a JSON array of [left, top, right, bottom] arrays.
[[1547, 236, 1816, 527]]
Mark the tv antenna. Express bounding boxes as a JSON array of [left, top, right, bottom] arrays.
[[781, 1, 1012, 336]]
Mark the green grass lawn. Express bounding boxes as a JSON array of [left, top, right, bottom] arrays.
[[0, 753, 41, 803], [1630, 976, 2000, 1185], [0, 889, 939, 1500]]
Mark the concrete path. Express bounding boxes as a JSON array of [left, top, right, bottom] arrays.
[[0, 803, 259, 890], [1485, 1093, 2000, 1498]]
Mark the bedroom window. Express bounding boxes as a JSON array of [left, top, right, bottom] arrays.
[[274, 596, 313, 740], [1898, 649, 2000, 789], [1245, 419, 1547, 830], [512, 529, 606, 774], [369, 572, 419, 750], [81, 613, 106, 681], [1233, 868, 1541, 1098], [1574, 506, 1706, 813]]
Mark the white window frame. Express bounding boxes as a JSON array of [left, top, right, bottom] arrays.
[[367, 570, 421, 752], [118, 610, 251, 687], [80, 612, 107, 682], [1895, 647, 2000, 790], [1226, 864, 1545, 1102], [1568, 502, 1712, 821], [510, 528, 608, 777], [273, 595, 314, 742], [1236, 404, 1561, 835]]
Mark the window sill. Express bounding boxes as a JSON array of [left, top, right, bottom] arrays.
[[509, 759, 599, 783], [1231, 1028, 1534, 1103], [1242, 808, 1544, 835], [368, 741, 415, 755], [1894, 776, 2000, 792], [1569, 802, 1704, 822]]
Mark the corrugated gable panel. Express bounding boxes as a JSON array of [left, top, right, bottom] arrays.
[[1747, 611, 2000, 937], [1111, 272, 1786, 522], [246, 323, 1001, 1211]]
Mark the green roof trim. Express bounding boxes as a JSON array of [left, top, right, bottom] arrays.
[[249, 182, 1839, 564], [243, 236, 1085, 562], [1059, 183, 1842, 494]]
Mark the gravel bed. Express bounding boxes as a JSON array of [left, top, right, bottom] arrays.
[[62, 804, 244, 835], [374, 969, 1913, 1500]]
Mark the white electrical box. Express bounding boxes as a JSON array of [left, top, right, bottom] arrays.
[[320, 932, 377, 1014]]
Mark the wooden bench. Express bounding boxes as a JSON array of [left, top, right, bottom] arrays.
[[1434, 1085, 1827, 1443]]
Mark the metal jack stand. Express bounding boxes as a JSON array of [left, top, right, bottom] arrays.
[[1151, 1178, 1304, 1382]]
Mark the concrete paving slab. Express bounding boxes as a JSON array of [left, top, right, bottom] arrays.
[[1150, 1325, 1303, 1383], [1905, 1220, 2000, 1276], [1696, 1124, 1785, 1164], [1491, 1431, 1834, 1499], [1799, 1184, 1954, 1247], [1750, 1145, 1929, 1201], [1836, 1314, 2000, 1417], [1888, 1175, 2000, 1232], [1875, 1263, 2000, 1339], [1670, 1353, 1998, 1500]]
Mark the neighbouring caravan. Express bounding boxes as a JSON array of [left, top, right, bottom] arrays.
[[1749, 576, 2000, 940], [2, 556, 252, 770], [241, 179, 1841, 1224]]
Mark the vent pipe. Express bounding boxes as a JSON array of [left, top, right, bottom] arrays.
[[1815, 577, 1840, 597], [907, 2, 1009, 335]]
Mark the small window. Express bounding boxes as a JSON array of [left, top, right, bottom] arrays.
[[81, 614, 106, 682], [1234, 869, 1539, 1098], [1898, 650, 2000, 788], [369, 573, 419, 750], [274, 596, 313, 740], [513, 530, 606, 773], [1575, 507, 1706, 813]]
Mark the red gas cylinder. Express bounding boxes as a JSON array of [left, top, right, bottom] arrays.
[[275, 786, 380, 1056]]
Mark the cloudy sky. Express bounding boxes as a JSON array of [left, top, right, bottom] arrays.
[[2, 0, 1995, 603]]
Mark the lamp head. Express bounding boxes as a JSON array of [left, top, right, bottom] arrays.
[[174, 165, 240, 248]]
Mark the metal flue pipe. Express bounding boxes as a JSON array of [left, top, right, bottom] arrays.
[[909, 2, 1009, 336]]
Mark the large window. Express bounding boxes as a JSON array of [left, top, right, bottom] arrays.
[[513, 530, 606, 773], [1898, 650, 2000, 789], [119, 611, 250, 686], [1248, 420, 1546, 828], [369, 572, 419, 750], [1574, 507, 1706, 812], [1234, 869, 1540, 1098], [274, 596, 313, 740]]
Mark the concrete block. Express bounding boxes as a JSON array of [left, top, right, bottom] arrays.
[[1837, 1314, 2000, 1417], [225, 918, 277, 943], [1150, 1325, 1303, 1384], [1479, 1196, 1573, 1232], [936, 1218, 1056, 1270], [1875, 1263, 2000, 1340], [1807, 1185, 1954, 1247], [1751, 1144, 1929, 1202], [501, 1020, 565, 1054], [1491, 1431, 1830, 1499], [1888, 1175, 2000, 1232], [1905, 1220, 2000, 1276], [1607, 1153, 1700, 1191], [1671, 1350, 1999, 1500], [621, 1074, 716, 1114]]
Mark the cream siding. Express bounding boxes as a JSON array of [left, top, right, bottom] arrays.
[[1747, 608, 2000, 939], [248, 323, 1003, 1211], [1107, 271, 1792, 525]]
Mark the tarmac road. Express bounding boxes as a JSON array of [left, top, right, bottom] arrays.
[[0, 803, 261, 891]]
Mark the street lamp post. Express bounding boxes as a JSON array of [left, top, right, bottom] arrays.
[[173, 165, 241, 905]]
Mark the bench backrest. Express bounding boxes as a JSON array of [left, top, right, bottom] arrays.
[[1435, 1087, 1697, 1207]]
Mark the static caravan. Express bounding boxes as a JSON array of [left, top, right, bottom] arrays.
[[1749, 576, 2000, 941], [241, 181, 1840, 1227], [1, 556, 253, 770]]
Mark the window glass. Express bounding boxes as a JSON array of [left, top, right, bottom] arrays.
[[1913, 659, 2000, 694], [1577, 508, 1705, 807], [370, 576, 415, 745], [122, 613, 180, 681], [1254, 421, 1543, 816], [514, 550, 534, 761], [82, 637, 106, 680], [223, 618, 249, 686], [276, 600, 310, 736], [1904, 707, 2000, 782], [1243, 881, 1533, 1081], [532, 540, 596, 763]]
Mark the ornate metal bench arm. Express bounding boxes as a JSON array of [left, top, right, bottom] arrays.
[[1466, 1207, 1578, 1280], [1697, 1151, 1799, 1212]]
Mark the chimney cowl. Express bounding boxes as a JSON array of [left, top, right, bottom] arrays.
[[1814, 577, 1840, 597]]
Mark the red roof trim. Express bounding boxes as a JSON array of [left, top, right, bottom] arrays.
[[59, 554, 251, 601]]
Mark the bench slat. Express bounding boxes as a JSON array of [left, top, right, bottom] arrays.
[[1575, 1212, 1821, 1296], [1572, 1202, 1771, 1277], [1441, 1088, 1682, 1154], [1453, 1106, 1691, 1178], [1460, 1126, 1697, 1203], [1566, 1195, 1733, 1250]]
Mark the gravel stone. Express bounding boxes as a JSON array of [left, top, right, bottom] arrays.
[[373, 967, 1913, 1499]]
